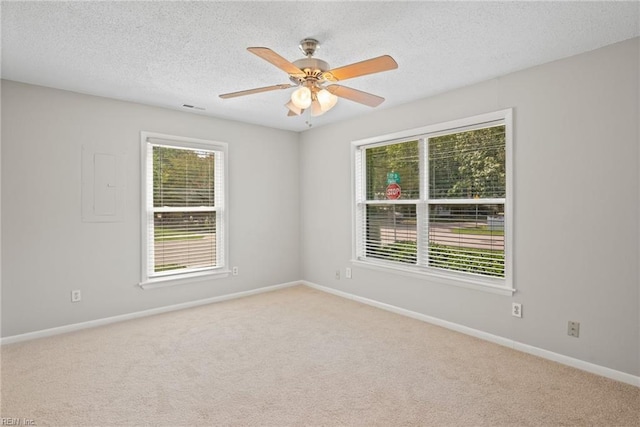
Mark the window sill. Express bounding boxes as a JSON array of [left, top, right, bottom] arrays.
[[139, 269, 231, 290], [351, 259, 515, 296]]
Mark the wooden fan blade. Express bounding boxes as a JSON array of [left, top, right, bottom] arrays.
[[247, 47, 306, 77], [326, 85, 385, 107], [287, 108, 304, 117], [219, 84, 294, 99], [322, 55, 398, 82]]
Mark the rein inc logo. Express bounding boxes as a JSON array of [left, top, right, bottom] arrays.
[[1, 419, 36, 426]]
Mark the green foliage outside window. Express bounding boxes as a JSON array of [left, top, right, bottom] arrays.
[[429, 126, 505, 199], [375, 241, 504, 277], [366, 140, 420, 200], [363, 125, 506, 279], [153, 146, 215, 208]]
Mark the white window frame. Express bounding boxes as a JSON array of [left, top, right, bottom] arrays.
[[352, 109, 514, 295], [139, 131, 229, 290]]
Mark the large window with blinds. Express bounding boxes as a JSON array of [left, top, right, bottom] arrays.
[[353, 110, 513, 292], [140, 132, 228, 287]]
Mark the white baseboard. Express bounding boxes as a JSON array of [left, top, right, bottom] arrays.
[[0, 281, 301, 345], [4, 279, 638, 388], [302, 281, 640, 388]]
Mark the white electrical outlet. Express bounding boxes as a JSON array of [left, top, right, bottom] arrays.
[[71, 290, 82, 303], [232, 266, 239, 276], [335, 270, 340, 280], [568, 321, 580, 338], [345, 267, 352, 279], [512, 302, 522, 318]]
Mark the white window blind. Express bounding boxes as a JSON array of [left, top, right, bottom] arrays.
[[141, 134, 227, 284], [427, 125, 506, 278], [357, 140, 420, 265], [353, 110, 512, 290]]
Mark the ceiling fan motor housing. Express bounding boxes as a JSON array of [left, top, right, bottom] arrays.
[[290, 58, 330, 85]]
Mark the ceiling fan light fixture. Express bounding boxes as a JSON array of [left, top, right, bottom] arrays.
[[291, 86, 312, 109], [317, 88, 338, 112]]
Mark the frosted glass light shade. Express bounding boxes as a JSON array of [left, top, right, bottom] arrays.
[[317, 89, 338, 111], [291, 87, 312, 109], [310, 99, 325, 117], [285, 100, 302, 115]]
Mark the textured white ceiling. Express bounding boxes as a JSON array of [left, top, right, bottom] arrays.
[[2, 1, 639, 132]]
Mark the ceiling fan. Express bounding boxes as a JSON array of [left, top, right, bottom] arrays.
[[219, 38, 398, 117]]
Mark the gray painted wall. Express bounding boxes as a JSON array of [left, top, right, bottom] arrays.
[[300, 38, 639, 376], [2, 38, 638, 378], [1, 80, 301, 336]]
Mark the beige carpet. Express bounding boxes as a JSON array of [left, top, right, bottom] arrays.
[[1, 285, 638, 426]]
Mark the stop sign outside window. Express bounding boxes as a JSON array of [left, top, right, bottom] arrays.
[[386, 183, 401, 200]]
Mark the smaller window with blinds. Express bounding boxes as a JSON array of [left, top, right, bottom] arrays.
[[140, 132, 228, 288], [353, 109, 513, 293]]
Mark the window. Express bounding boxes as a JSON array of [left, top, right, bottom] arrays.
[[353, 110, 512, 293], [140, 132, 228, 288]]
